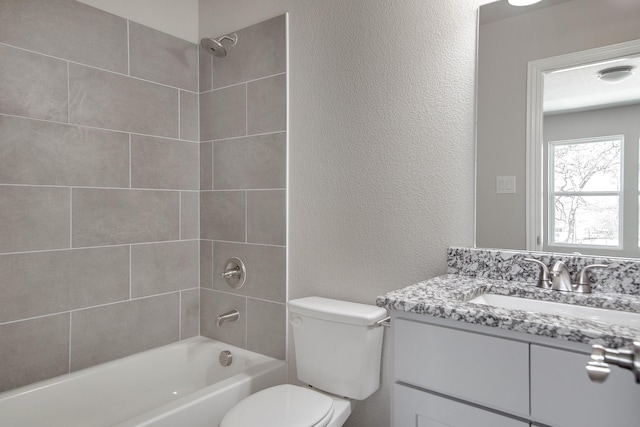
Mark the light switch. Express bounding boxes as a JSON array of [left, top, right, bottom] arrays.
[[496, 176, 516, 194]]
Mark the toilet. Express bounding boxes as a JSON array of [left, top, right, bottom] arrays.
[[219, 296, 387, 427]]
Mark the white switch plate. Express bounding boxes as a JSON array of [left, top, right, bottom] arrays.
[[496, 176, 516, 194]]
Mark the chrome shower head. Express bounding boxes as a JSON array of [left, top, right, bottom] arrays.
[[200, 34, 238, 58]]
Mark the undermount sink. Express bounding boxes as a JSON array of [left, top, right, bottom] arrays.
[[469, 293, 640, 328]]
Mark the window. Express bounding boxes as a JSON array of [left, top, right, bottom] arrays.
[[547, 136, 624, 251]]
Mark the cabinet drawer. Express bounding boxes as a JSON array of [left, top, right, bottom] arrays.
[[394, 319, 529, 416], [394, 383, 529, 427], [531, 344, 640, 427]]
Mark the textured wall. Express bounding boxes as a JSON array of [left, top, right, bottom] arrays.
[[199, 1, 480, 426], [199, 15, 288, 361], [0, 0, 199, 393]]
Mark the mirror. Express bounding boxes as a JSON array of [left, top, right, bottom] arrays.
[[476, 0, 640, 257]]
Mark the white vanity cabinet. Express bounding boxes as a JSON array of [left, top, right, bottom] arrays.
[[392, 312, 640, 427]]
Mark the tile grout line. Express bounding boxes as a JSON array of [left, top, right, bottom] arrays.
[[129, 245, 132, 300], [128, 134, 132, 188], [0, 239, 200, 257], [67, 61, 70, 124], [127, 20, 131, 76], [69, 188, 73, 248], [201, 71, 286, 94], [68, 312, 73, 373], [179, 191, 182, 240], [0, 113, 199, 144]]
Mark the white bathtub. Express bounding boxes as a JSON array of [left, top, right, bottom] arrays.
[[0, 337, 286, 427]]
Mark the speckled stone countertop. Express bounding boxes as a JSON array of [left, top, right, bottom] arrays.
[[376, 247, 640, 348]]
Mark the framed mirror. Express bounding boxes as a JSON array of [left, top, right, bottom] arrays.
[[476, 0, 640, 257]]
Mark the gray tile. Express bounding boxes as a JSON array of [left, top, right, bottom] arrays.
[[200, 240, 213, 289], [247, 74, 286, 134], [0, 314, 70, 393], [180, 91, 199, 142], [200, 142, 213, 190], [0, 44, 68, 122], [70, 294, 180, 371], [129, 22, 198, 91], [200, 85, 246, 141], [199, 46, 213, 93], [211, 15, 286, 89], [0, 186, 69, 253], [200, 191, 246, 242], [0, 115, 129, 187], [72, 188, 179, 247], [213, 241, 285, 303], [0, 246, 129, 323], [130, 135, 199, 190], [0, 0, 127, 73], [131, 241, 199, 298], [181, 192, 199, 240], [247, 190, 286, 246], [69, 64, 179, 138], [181, 289, 200, 339], [214, 133, 286, 189], [200, 289, 246, 347], [247, 299, 286, 360]]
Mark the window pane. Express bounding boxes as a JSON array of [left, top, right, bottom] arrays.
[[552, 140, 621, 192], [552, 195, 619, 246]]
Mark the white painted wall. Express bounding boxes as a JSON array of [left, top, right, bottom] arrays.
[[200, 1, 482, 426], [76, 0, 199, 43]]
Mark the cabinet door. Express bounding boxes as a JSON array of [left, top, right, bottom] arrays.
[[394, 319, 529, 416], [393, 384, 529, 427], [531, 344, 640, 427]]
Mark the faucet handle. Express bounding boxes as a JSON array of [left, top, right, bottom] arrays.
[[523, 258, 552, 289], [573, 263, 608, 293]]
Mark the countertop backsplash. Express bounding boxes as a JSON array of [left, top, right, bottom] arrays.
[[447, 247, 640, 295]]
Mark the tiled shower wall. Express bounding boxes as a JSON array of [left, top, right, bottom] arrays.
[[199, 15, 288, 360], [0, 0, 200, 392]]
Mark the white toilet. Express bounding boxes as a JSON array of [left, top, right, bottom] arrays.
[[219, 296, 387, 427]]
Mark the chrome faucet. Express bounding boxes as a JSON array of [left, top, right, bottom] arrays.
[[523, 258, 608, 293], [216, 309, 239, 326]]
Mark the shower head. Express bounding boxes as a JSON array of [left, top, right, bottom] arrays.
[[200, 34, 238, 58]]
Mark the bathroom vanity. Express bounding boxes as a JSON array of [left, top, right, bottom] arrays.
[[377, 247, 640, 427]]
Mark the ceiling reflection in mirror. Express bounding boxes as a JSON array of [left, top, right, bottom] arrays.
[[475, 0, 640, 258]]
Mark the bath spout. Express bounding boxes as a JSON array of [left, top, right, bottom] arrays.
[[216, 309, 239, 326]]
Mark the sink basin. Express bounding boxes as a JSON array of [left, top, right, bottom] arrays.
[[469, 293, 640, 327]]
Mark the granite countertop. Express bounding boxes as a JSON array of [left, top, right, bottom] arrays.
[[376, 274, 640, 348]]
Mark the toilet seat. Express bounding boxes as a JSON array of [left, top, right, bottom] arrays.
[[219, 384, 335, 427]]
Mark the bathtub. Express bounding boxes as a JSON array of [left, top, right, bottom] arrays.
[[0, 336, 286, 427]]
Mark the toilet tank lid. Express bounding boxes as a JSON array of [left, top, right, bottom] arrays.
[[288, 297, 387, 326]]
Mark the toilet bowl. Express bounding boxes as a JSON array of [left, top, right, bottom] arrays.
[[219, 384, 352, 427], [218, 297, 387, 427]]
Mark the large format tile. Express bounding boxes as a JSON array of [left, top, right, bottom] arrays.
[[0, 314, 70, 393], [0, 44, 68, 122], [129, 22, 198, 91], [247, 190, 286, 246], [214, 133, 286, 189], [0, 186, 70, 253], [199, 46, 213, 93], [0, 116, 129, 187], [0, 0, 127, 73], [200, 142, 213, 190], [70, 294, 180, 371], [200, 240, 213, 289], [131, 241, 199, 298], [180, 91, 199, 142], [211, 15, 286, 89], [130, 135, 199, 190], [200, 85, 246, 141], [247, 299, 286, 360], [247, 74, 286, 135], [0, 246, 129, 323], [72, 188, 180, 247], [181, 191, 199, 240], [181, 289, 200, 339], [200, 289, 246, 348], [212, 242, 285, 303], [69, 64, 179, 138], [200, 191, 246, 242]]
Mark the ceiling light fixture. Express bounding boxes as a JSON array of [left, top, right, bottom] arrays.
[[597, 66, 634, 83], [508, 0, 543, 6]]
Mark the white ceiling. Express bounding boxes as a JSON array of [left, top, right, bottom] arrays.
[[544, 54, 640, 114]]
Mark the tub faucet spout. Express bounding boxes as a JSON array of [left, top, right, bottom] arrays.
[[216, 309, 239, 326]]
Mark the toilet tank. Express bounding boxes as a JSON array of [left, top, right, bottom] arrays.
[[288, 297, 387, 400]]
